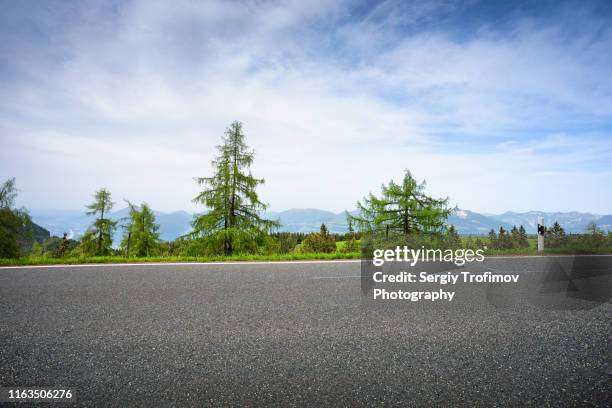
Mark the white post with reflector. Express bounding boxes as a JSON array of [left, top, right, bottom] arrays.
[[537, 217, 545, 252]]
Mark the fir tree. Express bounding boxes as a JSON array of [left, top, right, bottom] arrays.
[[350, 170, 451, 235], [446, 225, 461, 248], [510, 225, 521, 248], [0, 177, 18, 208], [585, 222, 603, 236], [301, 223, 337, 253], [121, 201, 160, 257], [544, 221, 565, 248], [488, 229, 497, 249], [585, 222, 605, 247], [81, 188, 117, 256], [192, 121, 279, 255], [517, 225, 529, 248], [343, 215, 360, 253], [497, 226, 512, 249], [55, 233, 70, 258]]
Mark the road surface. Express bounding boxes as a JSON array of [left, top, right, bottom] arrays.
[[0, 258, 610, 406]]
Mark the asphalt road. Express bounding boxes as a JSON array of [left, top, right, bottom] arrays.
[[0, 258, 610, 406]]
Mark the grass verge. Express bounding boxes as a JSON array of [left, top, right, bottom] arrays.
[[2, 248, 611, 267], [0, 252, 361, 267]]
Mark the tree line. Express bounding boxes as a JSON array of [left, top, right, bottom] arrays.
[[2, 121, 612, 259], [486, 225, 529, 249]]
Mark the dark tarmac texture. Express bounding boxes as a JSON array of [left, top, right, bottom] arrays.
[[0, 258, 610, 406]]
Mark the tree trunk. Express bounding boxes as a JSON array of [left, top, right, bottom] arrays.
[[98, 207, 105, 254], [126, 231, 132, 257], [223, 217, 229, 255], [226, 137, 239, 256]]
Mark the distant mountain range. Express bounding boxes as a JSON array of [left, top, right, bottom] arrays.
[[447, 209, 608, 235], [264, 209, 351, 233], [30, 207, 612, 242], [30, 208, 193, 243]]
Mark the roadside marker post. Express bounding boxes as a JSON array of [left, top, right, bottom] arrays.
[[537, 217, 545, 252]]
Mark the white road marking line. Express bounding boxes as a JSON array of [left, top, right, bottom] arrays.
[[1, 254, 610, 270]]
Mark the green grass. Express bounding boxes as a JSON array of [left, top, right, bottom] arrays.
[[0, 252, 362, 267], [3, 236, 610, 266], [460, 236, 538, 249], [335, 240, 361, 251]]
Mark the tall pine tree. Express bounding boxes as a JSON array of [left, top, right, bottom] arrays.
[[81, 188, 117, 256], [192, 121, 278, 255]]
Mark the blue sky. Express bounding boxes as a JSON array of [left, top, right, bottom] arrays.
[[1, 0, 611, 214]]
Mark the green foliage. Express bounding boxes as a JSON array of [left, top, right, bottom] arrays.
[[351, 170, 451, 236], [545, 221, 566, 248], [300, 223, 337, 253], [178, 230, 280, 257], [463, 236, 475, 249], [583, 222, 606, 248], [482, 221, 611, 254], [341, 238, 360, 253], [341, 216, 360, 253], [0, 251, 362, 267], [82, 188, 117, 256], [510, 225, 529, 248], [360, 230, 459, 258], [121, 202, 160, 257], [28, 234, 80, 258], [191, 121, 279, 255], [30, 242, 44, 257], [497, 227, 513, 249], [517, 225, 529, 248], [172, 237, 206, 257], [0, 207, 24, 258], [445, 225, 461, 248], [0, 178, 38, 258], [336, 239, 361, 252], [0, 177, 18, 208], [544, 226, 610, 254], [270, 232, 307, 253], [487, 229, 497, 248], [158, 239, 184, 257], [55, 233, 70, 258], [489, 225, 529, 250]]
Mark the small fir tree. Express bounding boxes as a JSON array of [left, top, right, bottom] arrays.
[[121, 201, 160, 257]]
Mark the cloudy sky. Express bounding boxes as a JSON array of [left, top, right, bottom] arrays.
[[1, 0, 612, 214]]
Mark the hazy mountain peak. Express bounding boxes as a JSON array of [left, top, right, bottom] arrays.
[[29, 207, 612, 241]]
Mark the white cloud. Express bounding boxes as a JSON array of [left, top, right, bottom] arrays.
[[1, 0, 611, 214]]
